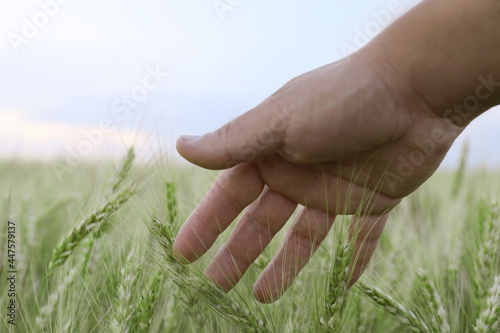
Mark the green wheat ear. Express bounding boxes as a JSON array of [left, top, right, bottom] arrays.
[[131, 269, 165, 333], [472, 203, 499, 313], [147, 181, 180, 264], [108, 248, 141, 333], [412, 269, 450, 333], [321, 239, 354, 331], [47, 147, 136, 277], [165, 180, 178, 224], [148, 181, 268, 332], [473, 275, 500, 333], [112, 147, 135, 192], [47, 186, 134, 277], [37, 236, 93, 331], [357, 281, 430, 333], [35, 267, 78, 331], [150, 216, 266, 331]]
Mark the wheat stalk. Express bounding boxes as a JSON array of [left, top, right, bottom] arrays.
[[357, 281, 429, 333], [321, 240, 354, 331], [47, 148, 136, 277], [111, 147, 135, 192], [132, 269, 164, 332], [167, 269, 267, 333], [149, 214, 267, 332], [79, 236, 94, 278], [36, 267, 78, 331], [108, 248, 141, 333], [147, 217, 206, 328], [36, 227, 96, 331], [47, 186, 134, 277], [415, 269, 450, 333], [165, 181, 178, 224], [473, 275, 500, 332], [473, 207, 499, 313]]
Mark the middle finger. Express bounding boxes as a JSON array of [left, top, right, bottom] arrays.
[[205, 187, 297, 291]]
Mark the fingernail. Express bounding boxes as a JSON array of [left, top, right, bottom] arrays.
[[181, 134, 201, 142]]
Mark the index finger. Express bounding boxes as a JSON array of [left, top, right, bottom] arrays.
[[173, 163, 265, 262]]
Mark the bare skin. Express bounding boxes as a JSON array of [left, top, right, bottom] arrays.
[[173, 0, 500, 303]]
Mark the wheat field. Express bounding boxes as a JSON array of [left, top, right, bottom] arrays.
[[0, 147, 499, 332]]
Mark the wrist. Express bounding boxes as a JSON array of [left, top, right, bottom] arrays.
[[359, 0, 500, 128], [359, 47, 461, 149]]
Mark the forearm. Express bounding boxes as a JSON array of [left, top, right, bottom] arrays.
[[363, 0, 500, 126]]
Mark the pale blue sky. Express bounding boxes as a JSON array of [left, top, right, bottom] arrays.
[[1, 0, 499, 168]]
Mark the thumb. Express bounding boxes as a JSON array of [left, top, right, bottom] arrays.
[[176, 105, 289, 170]]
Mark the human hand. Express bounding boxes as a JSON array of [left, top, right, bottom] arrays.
[[172, 48, 462, 303]]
